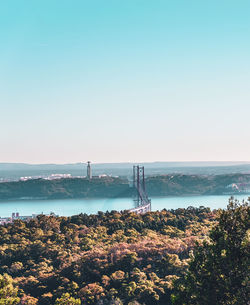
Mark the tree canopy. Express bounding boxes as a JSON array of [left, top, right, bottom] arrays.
[[172, 198, 249, 304], [0, 199, 248, 304], [0, 273, 20, 305]]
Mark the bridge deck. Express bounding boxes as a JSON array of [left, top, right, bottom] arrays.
[[129, 201, 151, 214]]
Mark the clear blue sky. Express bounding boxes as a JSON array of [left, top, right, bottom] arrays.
[[1, 0, 250, 163]]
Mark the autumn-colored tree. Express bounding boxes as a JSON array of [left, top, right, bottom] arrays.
[[20, 295, 38, 305], [79, 283, 105, 304]]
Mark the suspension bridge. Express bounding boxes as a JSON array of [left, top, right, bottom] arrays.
[[129, 165, 151, 214]]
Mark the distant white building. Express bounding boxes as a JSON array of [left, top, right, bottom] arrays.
[[226, 183, 239, 191]]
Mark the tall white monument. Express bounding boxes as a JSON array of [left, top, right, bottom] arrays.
[[87, 161, 92, 179]]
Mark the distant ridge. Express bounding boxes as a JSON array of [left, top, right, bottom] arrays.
[[1, 161, 250, 169], [1, 162, 250, 180]]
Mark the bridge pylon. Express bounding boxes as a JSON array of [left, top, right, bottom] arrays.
[[130, 165, 151, 214]]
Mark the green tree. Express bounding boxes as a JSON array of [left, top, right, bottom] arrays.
[[55, 293, 81, 305], [0, 273, 20, 305], [172, 199, 250, 305]]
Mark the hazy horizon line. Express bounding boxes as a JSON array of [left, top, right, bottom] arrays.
[[1, 161, 250, 166]]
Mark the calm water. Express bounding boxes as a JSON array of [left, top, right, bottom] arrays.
[[0, 194, 249, 217]]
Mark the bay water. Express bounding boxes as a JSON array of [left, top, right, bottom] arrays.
[[0, 194, 249, 217]]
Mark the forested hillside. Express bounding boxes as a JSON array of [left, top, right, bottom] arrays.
[[0, 199, 248, 304], [146, 174, 250, 196], [0, 177, 131, 200], [0, 206, 215, 304], [1, 174, 250, 200]]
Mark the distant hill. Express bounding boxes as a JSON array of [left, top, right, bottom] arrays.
[[1, 162, 250, 180], [0, 176, 132, 200], [1, 174, 250, 200]]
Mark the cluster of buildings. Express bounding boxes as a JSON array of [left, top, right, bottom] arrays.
[[0, 212, 37, 225], [20, 173, 73, 181], [0, 212, 57, 226], [225, 183, 250, 194], [0, 174, 73, 183]]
